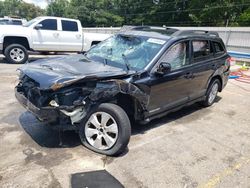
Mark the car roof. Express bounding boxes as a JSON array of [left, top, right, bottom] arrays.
[[119, 26, 220, 41], [37, 16, 79, 22]]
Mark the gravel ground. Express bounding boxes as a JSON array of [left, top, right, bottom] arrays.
[[0, 54, 250, 188]]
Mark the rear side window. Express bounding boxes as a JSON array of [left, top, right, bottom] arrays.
[[61, 20, 78, 31], [192, 40, 210, 61], [39, 19, 57, 30], [213, 41, 225, 54], [12, 20, 22, 25]]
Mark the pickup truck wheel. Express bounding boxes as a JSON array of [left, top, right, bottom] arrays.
[[79, 103, 131, 156], [201, 79, 221, 107], [4, 44, 28, 64]]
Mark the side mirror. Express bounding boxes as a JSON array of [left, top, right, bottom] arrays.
[[155, 62, 171, 76], [34, 24, 42, 30]]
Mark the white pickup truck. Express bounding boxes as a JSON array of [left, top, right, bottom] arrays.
[[0, 16, 110, 63]]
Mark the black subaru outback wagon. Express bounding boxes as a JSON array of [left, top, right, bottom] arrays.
[[15, 26, 230, 155]]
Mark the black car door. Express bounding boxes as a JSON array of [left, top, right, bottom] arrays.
[[188, 40, 215, 100], [142, 40, 194, 116]]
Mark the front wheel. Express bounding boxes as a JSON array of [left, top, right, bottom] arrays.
[[4, 44, 28, 64], [79, 103, 131, 156]]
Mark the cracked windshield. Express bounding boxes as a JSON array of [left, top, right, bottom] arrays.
[[86, 35, 165, 70]]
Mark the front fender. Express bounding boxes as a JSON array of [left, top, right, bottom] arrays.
[[88, 79, 150, 111]]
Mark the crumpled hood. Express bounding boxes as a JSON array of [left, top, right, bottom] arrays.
[[19, 54, 129, 89]]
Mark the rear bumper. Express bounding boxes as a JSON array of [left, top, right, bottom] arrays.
[[15, 88, 59, 122]]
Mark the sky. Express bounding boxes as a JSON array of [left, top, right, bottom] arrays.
[[23, 0, 48, 9], [0, 0, 48, 9]]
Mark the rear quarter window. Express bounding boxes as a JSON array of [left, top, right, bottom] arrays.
[[12, 20, 22, 25], [61, 20, 78, 32], [213, 41, 225, 56]]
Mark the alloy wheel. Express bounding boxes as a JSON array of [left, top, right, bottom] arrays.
[[9, 48, 25, 62], [84, 112, 118, 150], [208, 83, 219, 104]]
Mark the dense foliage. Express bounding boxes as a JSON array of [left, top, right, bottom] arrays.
[[1, 0, 250, 26], [0, 0, 44, 20]]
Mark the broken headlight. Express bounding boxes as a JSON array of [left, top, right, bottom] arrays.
[[16, 69, 24, 80]]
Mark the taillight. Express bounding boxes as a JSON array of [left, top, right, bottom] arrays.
[[226, 57, 235, 66]]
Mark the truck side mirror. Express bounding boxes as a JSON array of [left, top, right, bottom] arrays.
[[155, 62, 171, 76], [34, 24, 43, 30]]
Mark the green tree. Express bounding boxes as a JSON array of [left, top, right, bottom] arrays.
[[67, 0, 123, 27], [0, 0, 44, 20], [46, 0, 70, 17], [44, 0, 250, 27], [238, 8, 250, 26], [188, 0, 247, 26]]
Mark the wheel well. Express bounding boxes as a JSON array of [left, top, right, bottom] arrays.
[[115, 93, 143, 122], [211, 75, 223, 92], [3, 36, 30, 51]]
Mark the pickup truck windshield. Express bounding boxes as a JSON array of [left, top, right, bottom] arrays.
[[85, 34, 166, 70], [23, 17, 42, 27]]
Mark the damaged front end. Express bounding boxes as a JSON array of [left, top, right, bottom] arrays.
[[15, 73, 150, 130], [15, 75, 93, 127]]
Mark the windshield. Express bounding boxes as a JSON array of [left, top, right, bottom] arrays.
[[23, 17, 42, 27], [85, 34, 166, 71]]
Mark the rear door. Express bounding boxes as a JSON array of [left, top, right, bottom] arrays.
[[31, 18, 60, 51], [188, 39, 215, 100], [58, 19, 82, 51]]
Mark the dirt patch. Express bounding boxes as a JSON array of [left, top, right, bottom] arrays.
[[225, 110, 236, 117], [23, 147, 73, 169], [47, 170, 62, 188], [181, 175, 198, 188], [123, 171, 146, 188], [101, 156, 115, 167], [0, 126, 20, 136]]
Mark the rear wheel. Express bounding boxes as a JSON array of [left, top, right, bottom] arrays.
[[4, 44, 28, 64], [79, 103, 131, 156], [201, 79, 221, 107]]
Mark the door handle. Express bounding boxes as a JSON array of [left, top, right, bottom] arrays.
[[76, 34, 81, 38], [53, 33, 59, 38], [184, 72, 195, 79]]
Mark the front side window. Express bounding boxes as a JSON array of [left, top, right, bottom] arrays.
[[86, 35, 165, 70], [0, 19, 8, 25], [161, 41, 189, 70], [192, 40, 210, 61], [61, 20, 78, 31], [38, 19, 57, 30], [23, 17, 42, 27]]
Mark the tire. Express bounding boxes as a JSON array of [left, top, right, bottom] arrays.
[[201, 79, 221, 107], [4, 44, 28, 64], [79, 103, 131, 156]]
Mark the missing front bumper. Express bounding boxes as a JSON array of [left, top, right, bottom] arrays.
[[15, 88, 59, 123]]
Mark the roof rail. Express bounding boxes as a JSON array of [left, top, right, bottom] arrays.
[[131, 26, 179, 33], [172, 30, 219, 37], [119, 25, 179, 35]]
